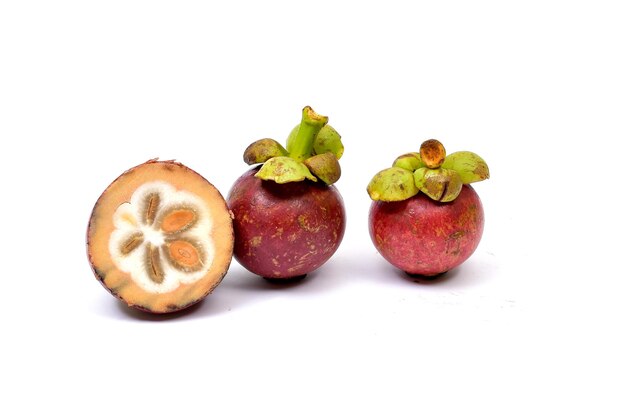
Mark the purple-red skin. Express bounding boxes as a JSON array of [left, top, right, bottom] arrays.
[[369, 185, 484, 276], [227, 167, 346, 279]]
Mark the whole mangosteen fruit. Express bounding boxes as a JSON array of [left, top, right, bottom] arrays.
[[227, 106, 346, 280], [367, 139, 489, 277]]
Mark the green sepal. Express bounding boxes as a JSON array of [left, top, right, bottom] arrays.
[[414, 167, 463, 202], [287, 124, 344, 160], [393, 152, 425, 171], [255, 156, 317, 183], [249, 106, 342, 185], [441, 151, 490, 184], [367, 167, 419, 201], [314, 125, 344, 159], [303, 152, 341, 185], [243, 138, 288, 165]]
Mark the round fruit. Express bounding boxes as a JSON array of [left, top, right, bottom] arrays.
[[367, 139, 489, 277], [228, 167, 345, 279], [369, 185, 484, 276], [228, 106, 346, 279], [87, 159, 234, 313]]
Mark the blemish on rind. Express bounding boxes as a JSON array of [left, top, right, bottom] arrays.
[[298, 215, 321, 233], [449, 230, 465, 240], [445, 231, 465, 256]]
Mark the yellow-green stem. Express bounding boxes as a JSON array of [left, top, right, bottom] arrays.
[[289, 106, 328, 162]]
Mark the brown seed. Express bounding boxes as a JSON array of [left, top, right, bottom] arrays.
[[146, 244, 165, 284], [120, 232, 144, 255], [144, 193, 160, 225]]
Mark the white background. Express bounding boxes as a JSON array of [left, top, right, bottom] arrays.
[[1, 1, 625, 415]]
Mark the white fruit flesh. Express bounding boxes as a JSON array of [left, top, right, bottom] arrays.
[[109, 181, 215, 294]]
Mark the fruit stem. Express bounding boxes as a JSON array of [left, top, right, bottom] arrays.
[[289, 106, 328, 162]]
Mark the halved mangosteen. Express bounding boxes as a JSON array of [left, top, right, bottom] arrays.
[[87, 159, 234, 314]]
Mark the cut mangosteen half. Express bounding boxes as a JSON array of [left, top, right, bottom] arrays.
[[87, 159, 234, 314]]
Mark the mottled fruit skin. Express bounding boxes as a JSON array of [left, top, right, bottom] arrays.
[[228, 168, 346, 279], [369, 185, 484, 276]]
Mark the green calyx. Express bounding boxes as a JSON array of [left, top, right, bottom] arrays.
[[243, 139, 288, 164], [256, 156, 317, 183], [413, 167, 463, 202], [367, 139, 490, 202], [243, 106, 343, 185], [441, 151, 490, 184], [303, 152, 341, 185], [367, 167, 418, 201], [392, 153, 424, 171]]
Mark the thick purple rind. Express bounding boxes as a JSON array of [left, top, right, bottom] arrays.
[[228, 167, 346, 279], [369, 185, 484, 276]]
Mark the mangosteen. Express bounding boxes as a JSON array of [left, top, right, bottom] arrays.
[[367, 139, 489, 277], [87, 159, 234, 313], [227, 106, 346, 280]]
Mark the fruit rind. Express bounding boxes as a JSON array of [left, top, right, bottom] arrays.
[[228, 167, 346, 279], [369, 184, 484, 276]]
